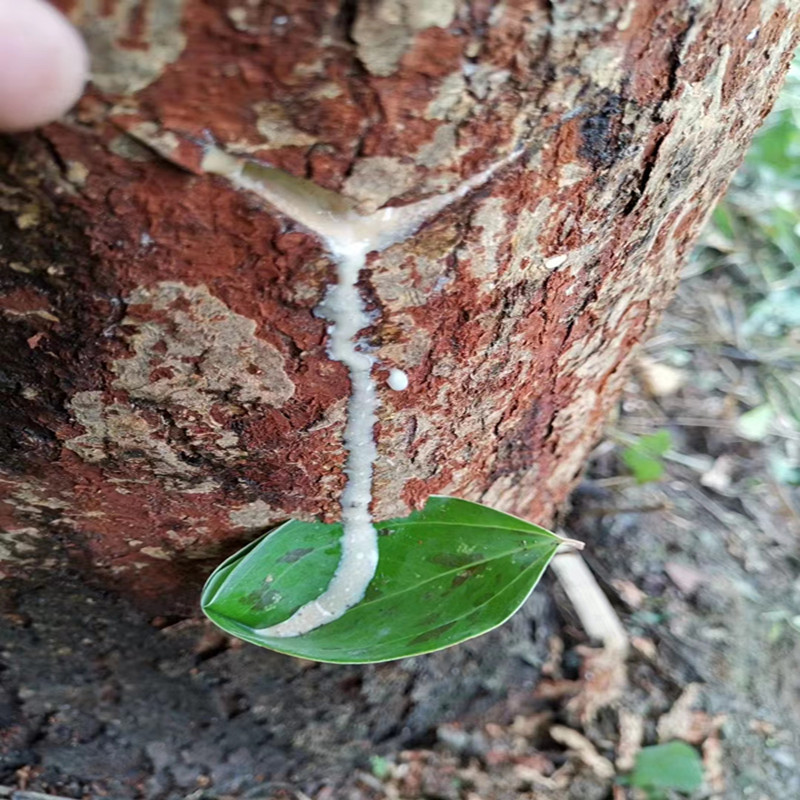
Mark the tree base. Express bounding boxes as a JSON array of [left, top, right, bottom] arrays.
[[0, 568, 558, 797]]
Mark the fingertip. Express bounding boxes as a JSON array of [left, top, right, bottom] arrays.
[[0, 0, 90, 133]]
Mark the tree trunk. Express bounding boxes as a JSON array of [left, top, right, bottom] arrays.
[[1, 0, 797, 612]]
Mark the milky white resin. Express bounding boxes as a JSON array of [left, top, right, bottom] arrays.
[[202, 144, 519, 636], [387, 368, 409, 391], [257, 238, 381, 637]]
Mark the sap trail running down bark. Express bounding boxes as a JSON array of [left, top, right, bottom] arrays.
[[201, 145, 520, 636]]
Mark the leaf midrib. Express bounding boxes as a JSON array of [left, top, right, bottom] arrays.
[[208, 524, 555, 619], [310, 549, 557, 655], [249, 541, 559, 637], [218, 548, 557, 657]]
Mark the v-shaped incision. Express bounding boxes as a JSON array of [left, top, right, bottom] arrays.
[[200, 143, 522, 256], [200, 142, 521, 638]]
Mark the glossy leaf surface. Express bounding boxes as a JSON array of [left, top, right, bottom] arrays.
[[631, 741, 704, 795], [202, 496, 562, 663], [622, 429, 672, 484]]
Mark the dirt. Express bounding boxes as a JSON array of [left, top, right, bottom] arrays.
[[0, 562, 558, 797], [2, 267, 799, 800]]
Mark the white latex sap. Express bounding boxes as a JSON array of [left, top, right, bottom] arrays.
[[201, 145, 518, 636], [387, 368, 409, 391]]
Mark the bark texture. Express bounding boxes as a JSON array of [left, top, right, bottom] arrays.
[[1, 0, 798, 610]]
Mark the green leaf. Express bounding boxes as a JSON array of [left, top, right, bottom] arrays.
[[201, 496, 563, 664], [622, 452, 665, 483], [736, 403, 775, 441], [622, 430, 672, 484], [630, 741, 704, 796], [710, 203, 736, 241], [747, 114, 800, 178], [370, 756, 390, 779]]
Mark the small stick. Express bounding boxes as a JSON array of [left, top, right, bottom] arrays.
[[551, 547, 629, 656], [558, 536, 586, 551]]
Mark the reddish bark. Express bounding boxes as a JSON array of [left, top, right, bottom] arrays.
[[1, 0, 798, 611]]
